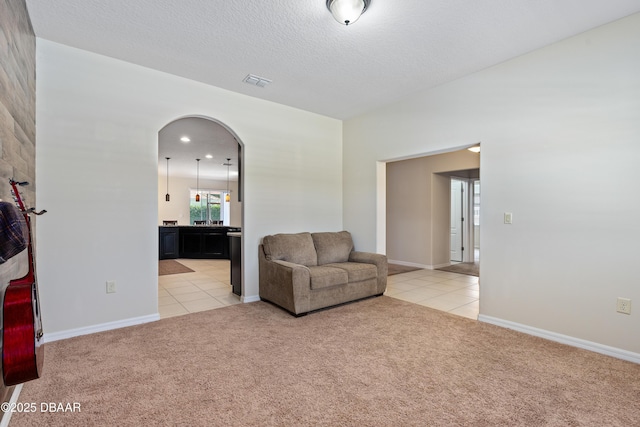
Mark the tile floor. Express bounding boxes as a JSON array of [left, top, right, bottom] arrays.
[[158, 259, 240, 319], [158, 259, 479, 320], [384, 268, 479, 319]]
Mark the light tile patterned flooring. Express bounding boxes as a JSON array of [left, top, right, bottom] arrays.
[[385, 268, 479, 319], [159, 259, 479, 320], [158, 259, 240, 319]]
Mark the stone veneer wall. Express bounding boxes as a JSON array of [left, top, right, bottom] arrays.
[[0, 0, 36, 408], [0, 0, 36, 203]]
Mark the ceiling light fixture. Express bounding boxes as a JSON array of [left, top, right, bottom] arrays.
[[467, 145, 481, 153], [326, 0, 370, 25], [195, 158, 201, 202], [165, 157, 171, 202], [180, 136, 191, 142]]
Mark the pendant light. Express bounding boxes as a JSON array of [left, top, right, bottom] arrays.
[[195, 158, 201, 202], [165, 157, 171, 202], [225, 158, 231, 202]]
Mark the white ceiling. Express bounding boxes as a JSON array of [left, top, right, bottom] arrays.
[[158, 117, 239, 181], [25, 0, 640, 120], [25, 1, 640, 179]]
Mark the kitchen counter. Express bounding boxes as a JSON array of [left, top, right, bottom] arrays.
[[159, 226, 241, 260]]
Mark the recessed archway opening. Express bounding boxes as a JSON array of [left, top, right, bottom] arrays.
[[157, 116, 244, 319]]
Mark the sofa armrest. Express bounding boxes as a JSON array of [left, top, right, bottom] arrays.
[[349, 251, 388, 294], [259, 245, 311, 314]]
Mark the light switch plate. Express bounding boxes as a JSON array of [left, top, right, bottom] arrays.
[[504, 212, 513, 224], [106, 281, 116, 294]]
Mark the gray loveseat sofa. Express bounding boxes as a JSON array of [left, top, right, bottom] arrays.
[[258, 231, 387, 316]]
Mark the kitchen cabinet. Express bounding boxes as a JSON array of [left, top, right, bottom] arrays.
[[159, 226, 241, 260], [159, 226, 179, 259], [229, 233, 241, 296]]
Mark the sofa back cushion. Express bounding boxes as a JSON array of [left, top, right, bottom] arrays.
[[262, 232, 318, 266], [312, 231, 354, 265]]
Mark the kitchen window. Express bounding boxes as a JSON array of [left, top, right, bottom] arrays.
[[190, 190, 230, 225]]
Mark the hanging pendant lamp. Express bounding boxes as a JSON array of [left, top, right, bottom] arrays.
[[225, 158, 231, 202], [165, 157, 171, 202], [195, 158, 201, 202]]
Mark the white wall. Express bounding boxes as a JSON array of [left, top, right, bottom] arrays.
[[36, 39, 342, 336], [343, 14, 640, 357], [157, 175, 241, 226]]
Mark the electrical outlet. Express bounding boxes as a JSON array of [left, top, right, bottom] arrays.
[[106, 281, 116, 294], [616, 297, 631, 314]]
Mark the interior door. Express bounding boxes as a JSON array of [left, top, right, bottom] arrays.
[[472, 180, 480, 263], [450, 179, 464, 262]]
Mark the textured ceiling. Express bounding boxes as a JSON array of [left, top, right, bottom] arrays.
[[25, 0, 640, 120], [24, 1, 640, 180]]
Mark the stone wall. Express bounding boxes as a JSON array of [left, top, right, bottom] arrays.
[[0, 0, 36, 407], [0, 0, 36, 204]]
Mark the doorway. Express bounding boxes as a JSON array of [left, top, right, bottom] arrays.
[[157, 116, 244, 319], [383, 151, 481, 319], [449, 177, 480, 265], [472, 179, 480, 263], [450, 178, 466, 263]]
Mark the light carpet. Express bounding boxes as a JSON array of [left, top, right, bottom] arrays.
[[12, 297, 640, 426]]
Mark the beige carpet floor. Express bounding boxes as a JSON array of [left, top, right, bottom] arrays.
[[13, 297, 640, 426]]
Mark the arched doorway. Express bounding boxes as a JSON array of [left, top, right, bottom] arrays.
[[157, 116, 244, 319]]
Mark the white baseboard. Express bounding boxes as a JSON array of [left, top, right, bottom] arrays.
[[388, 260, 431, 269], [478, 314, 640, 364], [0, 384, 22, 427], [242, 294, 260, 303], [388, 260, 453, 270], [44, 313, 160, 343], [432, 262, 451, 269]]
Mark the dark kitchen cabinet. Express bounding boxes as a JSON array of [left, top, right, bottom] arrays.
[[229, 233, 241, 296], [159, 227, 179, 259], [159, 226, 240, 260]]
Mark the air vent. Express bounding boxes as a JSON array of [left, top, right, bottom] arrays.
[[243, 74, 272, 88]]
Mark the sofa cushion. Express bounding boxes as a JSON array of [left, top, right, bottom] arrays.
[[308, 266, 348, 290], [312, 231, 354, 265], [262, 232, 318, 266], [325, 262, 377, 283]]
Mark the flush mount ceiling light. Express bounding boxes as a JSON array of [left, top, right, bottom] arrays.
[[180, 136, 190, 143], [326, 0, 370, 25]]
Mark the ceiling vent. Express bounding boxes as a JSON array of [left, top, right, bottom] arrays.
[[243, 74, 272, 88]]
